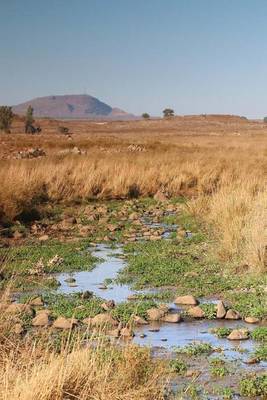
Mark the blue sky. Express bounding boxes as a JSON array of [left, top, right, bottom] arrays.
[[1, 0, 267, 117]]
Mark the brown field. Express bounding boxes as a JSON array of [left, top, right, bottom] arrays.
[[1, 115, 267, 270]]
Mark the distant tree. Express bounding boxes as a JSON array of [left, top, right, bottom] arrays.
[[0, 106, 14, 133], [264, 117, 267, 123], [25, 105, 35, 133], [142, 113, 150, 119], [163, 108, 174, 118]]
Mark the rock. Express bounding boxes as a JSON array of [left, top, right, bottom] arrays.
[[5, 303, 34, 316], [225, 309, 241, 320], [227, 329, 249, 340], [244, 357, 260, 365], [133, 315, 148, 325], [147, 308, 166, 321], [185, 370, 201, 378], [13, 230, 23, 240], [38, 235, 49, 242], [154, 191, 168, 202], [29, 296, 44, 307], [81, 291, 93, 300], [72, 146, 82, 155], [187, 306, 205, 318], [244, 316, 260, 324], [29, 259, 45, 276], [101, 300, 115, 311], [90, 313, 118, 327], [53, 317, 77, 330], [32, 312, 49, 327], [13, 323, 24, 334], [161, 313, 182, 323], [64, 277, 76, 283], [107, 224, 117, 232], [120, 327, 134, 338], [127, 294, 139, 301], [68, 282, 78, 287], [129, 212, 139, 221], [140, 334, 146, 338], [98, 284, 108, 290], [177, 229, 187, 239], [174, 295, 198, 306], [216, 300, 227, 319]]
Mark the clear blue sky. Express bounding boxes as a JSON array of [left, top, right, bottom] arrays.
[[1, 0, 267, 117]]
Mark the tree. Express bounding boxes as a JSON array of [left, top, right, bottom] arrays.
[[163, 108, 174, 118], [0, 106, 14, 133], [264, 117, 267, 123], [142, 113, 150, 119], [25, 105, 34, 133]]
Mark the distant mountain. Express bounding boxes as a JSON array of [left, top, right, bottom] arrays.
[[13, 94, 136, 120]]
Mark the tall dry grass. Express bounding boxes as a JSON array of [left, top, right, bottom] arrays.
[[1, 128, 267, 271]]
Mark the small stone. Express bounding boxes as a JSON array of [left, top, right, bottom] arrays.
[[216, 300, 227, 319], [68, 282, 78, 287], [244, 316, 260, 324], [98, 284, 108, 290], [101, 300, 115, 311], [154, 191, 168, 202], [174, 295, 198, 305], [13, 323, 24, 334], [161, 338, 168, 342], [90, 313, 118, 327], [140, 334, 146, 338], [13, 230, 23, 240], [133, 315, 148, 325], [127, 294, 138, 301], [108, 328, 120, 338], [64, 277, 76, 283], [148, 328, 160, 332], [225, 309, 241, 320], [227, 329, 249, 340], [81, 291, 93, 299], [38, 235, 49, 242], [161, 313, 181, 323], [188, 306, 205, 318], [244, 357, 260, 365], [185, 370, 201, 378], [5, 303, 34, 316]]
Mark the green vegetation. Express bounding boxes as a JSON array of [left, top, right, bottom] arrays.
[[254, 344, 267, 361], [0, 105, 14, 132], [209, 358, 229, 377], [251, 326, 267, 342], [200, 303, 217, 319], [227, 289, 266, 319], [142, 112, 150, 119], [239, 375, 267, 397], [25, 105, 34, 133], [43, 292, 103, 319], [111, 300, 156, 324], [220, 387, 234, 400], [163, 108, 174, 118], [0, 241, 97, 277], [211, 327, 232, 338], [169, 359, 187, 375], [175, 342, 214, 356]]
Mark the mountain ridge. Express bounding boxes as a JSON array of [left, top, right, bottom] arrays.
[[12, 94, 136, 120]]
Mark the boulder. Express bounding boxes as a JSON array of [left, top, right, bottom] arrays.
[[147, 308, 166, 321], [29, 297, 44, 307], [161, 313, 182, 323], [244, 316, 260, 324], [187, 306, 205, 318], [91, 313, 118, 327], [5, 303, 34, 316], [32, 312, 49, 327], [174, 295, 198, 306], [216, 301, 227, 319], [225, 309, 241, 320], [53, 317, 77, 330], [227, 329, 249, 340]]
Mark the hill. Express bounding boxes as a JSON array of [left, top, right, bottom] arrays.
[[12, 94, 136, 120]]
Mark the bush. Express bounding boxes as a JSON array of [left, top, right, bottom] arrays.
[[0, 106, 14, 132]]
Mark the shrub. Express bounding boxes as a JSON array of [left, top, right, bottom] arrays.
[[0, 106, 14, 132]]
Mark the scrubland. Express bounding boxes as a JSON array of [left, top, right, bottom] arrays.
[[1, 115, 266, 271]]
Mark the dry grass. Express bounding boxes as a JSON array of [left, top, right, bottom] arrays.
[[1, 115, 267, 270]]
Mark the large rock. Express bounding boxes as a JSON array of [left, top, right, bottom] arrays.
[[216, 301, 226, 319], [244, 316, 260, 324], [161, 313, 182, 323], [32, 312, 49, 327], [174, 295, 198, 306], [227, 329, 249, 340], [53, 317, 77, 329], [5, 303, 34, 316], [225, 309, 241, 320], [90, 313, 118, 327], [187, 306, 205, 318], [147, 308, 166, 321], [29, 297, 44, 307]]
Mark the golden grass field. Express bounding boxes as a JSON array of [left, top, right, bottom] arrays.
[[1, 114, 267, 271]]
